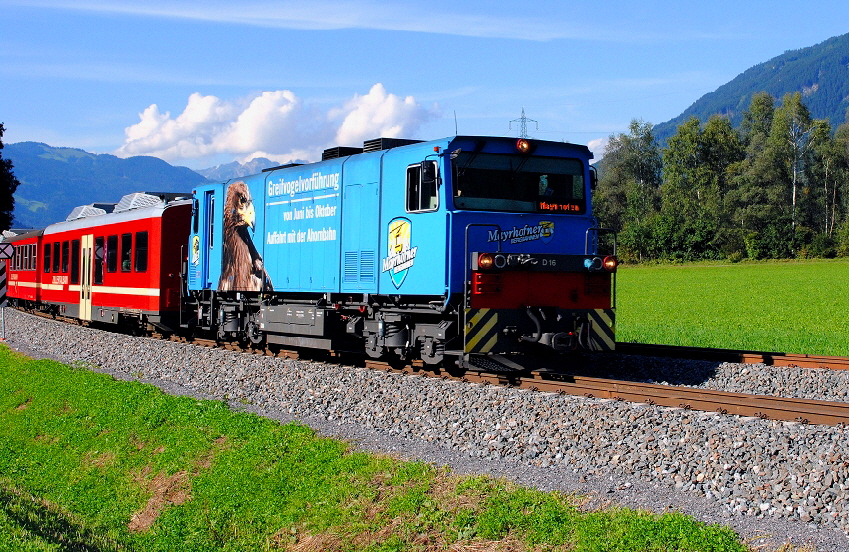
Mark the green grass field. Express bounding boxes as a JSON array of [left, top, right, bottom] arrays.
[[616, 259, 849, 356], [0, 346, 748, 551]]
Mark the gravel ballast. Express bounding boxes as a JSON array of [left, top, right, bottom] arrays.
[[3, 308, 849, 551]]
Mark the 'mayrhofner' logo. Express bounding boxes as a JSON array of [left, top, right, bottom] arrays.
[[488, 221, 554, 245], [382, 217, 417, 288]]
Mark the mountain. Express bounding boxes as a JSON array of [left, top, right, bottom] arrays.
[[196, 157, 287, 181], [7, 142, 209, 228], [653, 32, 849, 143]]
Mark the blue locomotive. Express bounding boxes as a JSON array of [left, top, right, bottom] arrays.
[[184, 135, 616, 367]]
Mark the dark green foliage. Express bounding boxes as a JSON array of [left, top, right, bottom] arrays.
[[0, 124, 21, 232], [5, 142, 209, 229], [595, 91, 849, 262]]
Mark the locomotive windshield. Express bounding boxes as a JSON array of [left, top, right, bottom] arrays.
[[451, 152, 586, 214]]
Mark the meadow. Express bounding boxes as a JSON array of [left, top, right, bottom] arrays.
[[0, 346, 747, 551], [616, 259, 849, 357]]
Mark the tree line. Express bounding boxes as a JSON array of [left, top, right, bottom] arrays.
[[595, 92, 849, 262]]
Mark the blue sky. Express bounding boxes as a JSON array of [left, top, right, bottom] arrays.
[[2, 0, 848, 170]]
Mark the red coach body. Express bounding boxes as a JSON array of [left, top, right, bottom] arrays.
[[6, 193, 191, 332]]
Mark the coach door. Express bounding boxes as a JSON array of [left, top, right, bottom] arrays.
[[79, 234, 93, 320]]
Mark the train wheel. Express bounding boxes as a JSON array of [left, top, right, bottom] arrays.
[[246, 320, 264, 346]]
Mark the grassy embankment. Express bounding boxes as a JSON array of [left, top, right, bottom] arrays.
[[617, 259, 849, 357], [0, 345, 747, 551]]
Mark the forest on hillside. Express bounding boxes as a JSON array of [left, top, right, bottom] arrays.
[[595, 91, 849, 262]]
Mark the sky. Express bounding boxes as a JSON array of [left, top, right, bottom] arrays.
[[1, 0, 848, 170]]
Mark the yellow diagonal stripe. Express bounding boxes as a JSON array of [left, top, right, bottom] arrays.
[[467, 311, 499, 351]]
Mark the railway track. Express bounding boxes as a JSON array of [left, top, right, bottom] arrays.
[[617, 342, 849, 370], [369, 359, 849, 427], [21, 308, 849, 427]]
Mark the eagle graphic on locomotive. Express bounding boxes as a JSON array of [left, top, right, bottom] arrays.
[[3, 136, 617, 368]]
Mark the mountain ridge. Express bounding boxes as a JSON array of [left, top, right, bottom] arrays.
[[653, 32, 849, 142]]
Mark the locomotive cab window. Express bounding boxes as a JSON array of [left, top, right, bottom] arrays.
[[406, 161, 439, 212], [121, 233, 132, 272], [452, 153, 586, 214]]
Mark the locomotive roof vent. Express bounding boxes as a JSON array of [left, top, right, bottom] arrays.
[[362, 138, 422, 153], [321, 146, 363, 161], [113, 192, 165, 213]]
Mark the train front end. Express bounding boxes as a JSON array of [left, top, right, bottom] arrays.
[[445, 137, 616, 359]]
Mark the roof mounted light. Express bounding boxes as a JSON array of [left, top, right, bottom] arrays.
[[516, 138, 533, 154]]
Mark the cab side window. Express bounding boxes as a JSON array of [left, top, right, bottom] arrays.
[[406, 161, 439, 212]]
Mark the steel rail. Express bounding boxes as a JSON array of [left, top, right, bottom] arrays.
[[617, 342, 849, 370]]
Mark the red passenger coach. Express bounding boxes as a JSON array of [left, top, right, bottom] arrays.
[[5, 229, 45, 305], [12, 193, 192, 332]]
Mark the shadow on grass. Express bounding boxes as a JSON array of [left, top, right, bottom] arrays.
[[1, 482, 130, 552]]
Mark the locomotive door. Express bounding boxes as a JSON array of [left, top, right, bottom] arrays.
[[79, 234, 93, 320], [201, 190, 214, 288]]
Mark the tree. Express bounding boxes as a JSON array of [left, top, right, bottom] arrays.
[[594, 119, 662, 261], [0, 123, 21, 231], [661, 116, 744, 260], [770, 93, 815, 230], [725, 93, 792, 258]]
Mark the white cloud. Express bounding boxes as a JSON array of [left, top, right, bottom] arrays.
[[115, 84, 435, 166], [332, 84, 432, 147], [587, 137, 608, 161]]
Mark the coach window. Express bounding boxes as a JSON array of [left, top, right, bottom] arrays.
[[13, 246, 20, 270], [43, 243, 51, 273], [94, 237, 104, 284], [52, 242, 60, 272], [121, 233, 132, 272], [71, 240, 80, 284], [406, 161, 439, 212], [107, 235, 118, 273], [134, 231, 148, 272], [61, 241, 69, 273], [23, 245, 30, 271]]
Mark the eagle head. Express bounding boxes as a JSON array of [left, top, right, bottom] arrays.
[[224, 180, 255, 230]]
